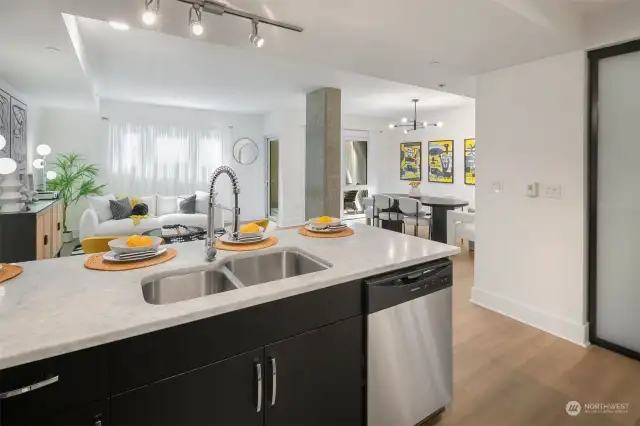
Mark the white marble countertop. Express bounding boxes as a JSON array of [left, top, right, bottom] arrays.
[[0, 223, 459, 370]]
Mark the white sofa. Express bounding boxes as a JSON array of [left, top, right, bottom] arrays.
[[79, 192, 223, 241]]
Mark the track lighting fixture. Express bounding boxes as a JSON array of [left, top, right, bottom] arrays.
[[249, 20, 265, 48], [142, 0, 159, 25], [189, 4, 204, 36], [388, 99, 444, 134], [172, 0, 302, 43]]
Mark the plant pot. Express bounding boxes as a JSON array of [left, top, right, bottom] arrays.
[[62, 231, 73, 243], [408, 187, 421, 197]]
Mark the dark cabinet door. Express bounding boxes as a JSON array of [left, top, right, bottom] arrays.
[[1, 400, 109, 426], [111, 348, 264, 426], [265, 316, 364, 426]]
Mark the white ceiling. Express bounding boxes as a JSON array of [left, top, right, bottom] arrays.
[[0, 0, 637, 114]]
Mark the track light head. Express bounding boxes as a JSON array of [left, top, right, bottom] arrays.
[[388, 124, 394, 129], [189, 4, 204, 36], [142, 0, 159, 25], [401, 117, 408, 124], [403, 129, 408, 135], [437, 122, 444, 128], [249, 20, 265, 47]]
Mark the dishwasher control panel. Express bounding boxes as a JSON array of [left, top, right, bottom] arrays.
[[365, 259, 452, 314]]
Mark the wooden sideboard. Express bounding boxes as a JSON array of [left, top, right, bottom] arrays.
[[0, 200, 64, 263]]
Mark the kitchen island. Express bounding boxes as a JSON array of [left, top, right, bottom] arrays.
[[0, 223, 459, 426]]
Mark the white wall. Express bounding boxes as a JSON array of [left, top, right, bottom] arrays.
[[474, 51, 588, 346], [379, 106, 476, 204], [37, 100, 266, 232]]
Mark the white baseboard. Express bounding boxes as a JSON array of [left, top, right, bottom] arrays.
[[470, 287, 589, 347]]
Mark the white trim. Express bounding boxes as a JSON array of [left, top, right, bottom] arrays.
[[470, 286, 590, 347]]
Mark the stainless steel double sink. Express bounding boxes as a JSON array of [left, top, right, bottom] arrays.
[[141, 248, 331, 305]]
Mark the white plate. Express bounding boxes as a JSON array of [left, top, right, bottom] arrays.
[[304, 224, 347, 233], [309, 217, 342, 229], [238, 226, 265, 239], [108, 236, 164, 254], [103, 248, 167, 263], [219, 234, 269, 245]]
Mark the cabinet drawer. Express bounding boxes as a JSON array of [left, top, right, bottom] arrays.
[[0, 346, 109, 415], [2, 399, 110, 426]]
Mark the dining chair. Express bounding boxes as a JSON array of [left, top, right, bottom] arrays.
[[373, 194, 405, 228], [398, 197, 431, 237], [363, 197, 376, 226]]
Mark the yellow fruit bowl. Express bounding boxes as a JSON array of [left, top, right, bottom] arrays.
[[309, 216, 342, 229]]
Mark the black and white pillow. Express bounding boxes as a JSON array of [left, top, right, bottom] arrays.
[[179, 194, 196, 214], [110, 198, 133, 220]]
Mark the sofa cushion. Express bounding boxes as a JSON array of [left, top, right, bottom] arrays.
[[157, 195, 178, 216], [95, 217, 162, 237], [110, 198, 133, 220], [178, 195, 196, 214], [195, 190, 216, 214], [140, 195, 157, 216], [158, 213, 208, 228], [87, 194, 116, 223]]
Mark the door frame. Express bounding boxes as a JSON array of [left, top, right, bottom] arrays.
[[265, 136, 279, 222], [588, 38, 640, 361]]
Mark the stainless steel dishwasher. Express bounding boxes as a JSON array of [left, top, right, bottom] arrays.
[[366, 259, 453, 426]]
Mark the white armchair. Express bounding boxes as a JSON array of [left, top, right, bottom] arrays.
[[79, 208, 100, 242], [447, 210, 475, 248]]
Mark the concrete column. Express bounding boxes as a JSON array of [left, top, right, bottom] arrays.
[[305, 88, 342, 220]]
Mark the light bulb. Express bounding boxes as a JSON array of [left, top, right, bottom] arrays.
[[46, 170, 57, 180], [33, 159, 45, 169], [36, 144, 51, 156], [0, 158, 17, 175], [191, 22, 204, 36], [437, 122, 444, 128], [253, 36, 265, 48], [0, 135, 5, 150], [388, 124, 394, 129], [401, 117, 408, 123], [142, 10, 157, 25], [423, 122, 428, 127], [403, 129, 408, 135], [109, 21, 130, 31]]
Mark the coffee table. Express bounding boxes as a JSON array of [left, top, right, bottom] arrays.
[[143, 225, 207, 244]]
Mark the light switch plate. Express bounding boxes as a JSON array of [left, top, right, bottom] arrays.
[[526, 182, 539, 198], [542, 183, 562, 199]]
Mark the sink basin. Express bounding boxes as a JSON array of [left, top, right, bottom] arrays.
[[223, 249, 331, 287], [142, 269, 239, 305]]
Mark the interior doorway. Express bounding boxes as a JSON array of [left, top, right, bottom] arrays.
[[266, 137, 279, 220]]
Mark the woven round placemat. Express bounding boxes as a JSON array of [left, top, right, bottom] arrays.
[[0, 264, 24, 284], [216, 236, 279, 251], [298, 227, 355, 238], [84, 249, 177, 271]]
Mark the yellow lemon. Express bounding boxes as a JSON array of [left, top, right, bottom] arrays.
[[240, 223, 261, 233], [317, 216, 333, 224], [127, 235, 153, 247]]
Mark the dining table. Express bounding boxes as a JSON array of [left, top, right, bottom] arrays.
[[380, 193, 469, 244]]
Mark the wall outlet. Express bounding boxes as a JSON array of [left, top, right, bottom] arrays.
[[526, 182, 539, 198], [491, 181, 503, 194], [542, 183, 562, 199]]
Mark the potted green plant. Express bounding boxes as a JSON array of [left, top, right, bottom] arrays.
[[47, 153, 105, 242]]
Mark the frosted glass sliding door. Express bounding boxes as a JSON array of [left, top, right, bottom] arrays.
[[591, 42, 640, 357]]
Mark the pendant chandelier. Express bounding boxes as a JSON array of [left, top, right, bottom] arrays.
[[389, 99, 443, 134]]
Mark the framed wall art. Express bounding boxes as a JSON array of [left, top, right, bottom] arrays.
[[428, 140, 454, 183], [400, 142, 422, 181], [0, 88, 10, 159], [10, 96, 27, 174], [464, 138, 476, 185]]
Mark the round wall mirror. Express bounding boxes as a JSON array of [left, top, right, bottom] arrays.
[[233, 138, 259, 165]]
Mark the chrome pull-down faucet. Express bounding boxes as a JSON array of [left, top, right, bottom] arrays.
[[205, 166, 240, 261]]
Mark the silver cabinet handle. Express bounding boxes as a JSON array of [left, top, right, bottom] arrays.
[[0, 376, 59, 400], [94, 421, 102, 426], [270, 357, 277, 406], [255, 363, 263, 413]]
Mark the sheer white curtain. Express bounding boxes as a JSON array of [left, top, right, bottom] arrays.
[[108, 122, 223, 196]]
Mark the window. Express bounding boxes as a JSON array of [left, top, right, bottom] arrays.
[[108, 122, 222, 196]]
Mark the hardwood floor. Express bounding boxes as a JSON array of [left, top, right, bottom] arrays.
[[433, 241, 640, 426]]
